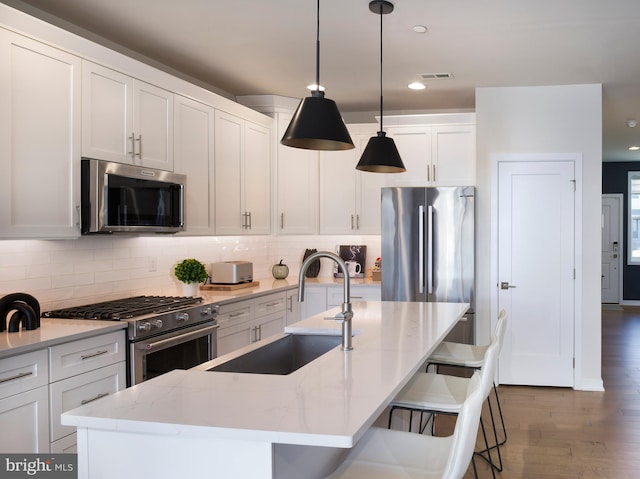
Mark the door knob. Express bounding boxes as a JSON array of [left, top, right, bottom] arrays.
[[500, 282, 517, 290]]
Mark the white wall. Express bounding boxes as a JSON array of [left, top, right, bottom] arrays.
[[0, 235, 380, 312], [476, 84, 603, 390]]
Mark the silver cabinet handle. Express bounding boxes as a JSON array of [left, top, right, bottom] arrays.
[[81, 392, 109, 405], [135, 134, 142, 158], [356, 214, 360, 230], [500, 282, 517, 289], [280, 213, 284, 229], [427, 205, 434, 294], [80, 350, 109, 360], [433, 164, 436, 183], [128, 132, 135, 160], [418, 205, 425, 294], [0, 371, 33, 384], [351, 214, 354, 230]]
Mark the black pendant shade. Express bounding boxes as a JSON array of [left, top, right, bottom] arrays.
[[281, 91, 354, 151], [356, 0, 406, 173], [280, 0, 354, 151], [357, 131, 405, 173]]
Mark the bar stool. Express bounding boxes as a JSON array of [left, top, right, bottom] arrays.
[[426, 309, 508, 469], [326, 372, 484, 479], [388, 332, 501, 479]]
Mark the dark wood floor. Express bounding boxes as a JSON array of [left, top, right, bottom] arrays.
[[463, 306, 640, 478]]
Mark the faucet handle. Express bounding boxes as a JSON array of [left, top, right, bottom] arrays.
[[324, 315, 344, 323]]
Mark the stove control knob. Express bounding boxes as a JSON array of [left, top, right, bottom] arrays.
[[138, 322, 151, 332], [201, 306, 213, 316], [176, 312, 189, 322], [151, 319, 163, 329]]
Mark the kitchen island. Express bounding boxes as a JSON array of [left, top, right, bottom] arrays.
[[62, 301, 468, 479]]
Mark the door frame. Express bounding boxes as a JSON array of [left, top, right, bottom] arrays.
[[602, 194, 624, 305], [490, 152, 583, 388]]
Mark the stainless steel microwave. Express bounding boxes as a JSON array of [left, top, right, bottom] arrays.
[[81, 158, 186, 234]]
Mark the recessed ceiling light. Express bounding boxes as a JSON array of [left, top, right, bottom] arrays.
[[627, 119, 638, 128], [629, 146, 640, 151], [408, 82, 426, 90], [413, 25, 428, 34]]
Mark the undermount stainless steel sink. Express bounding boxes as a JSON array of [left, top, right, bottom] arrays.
[[207, 334, 343, 375]]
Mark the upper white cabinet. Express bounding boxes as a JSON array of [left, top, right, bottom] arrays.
[[82, 61, 174, 170], [385, 115, 476, 187], [214, 110, 271, 235], [0, 29, 81, 239], [276, 113, 319, 235], [174, 95, 215, 235], [319, 125, 388, 234]]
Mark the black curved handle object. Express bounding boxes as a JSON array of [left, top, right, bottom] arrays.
[[7, 303, 36, 332], [0, 293, 41, 332]]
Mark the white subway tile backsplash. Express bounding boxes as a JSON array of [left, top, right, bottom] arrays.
[[0, 234, 381, 311]]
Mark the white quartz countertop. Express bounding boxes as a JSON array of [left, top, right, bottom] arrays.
[[63, 301, 468, 448], [0, 319, 127, 359]]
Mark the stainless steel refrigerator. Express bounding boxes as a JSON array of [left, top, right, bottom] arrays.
[[381, 186, 475, 344]]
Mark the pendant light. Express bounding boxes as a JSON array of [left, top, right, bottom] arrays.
[[356, 0, 406, 173], [281, 0, 354, 151]]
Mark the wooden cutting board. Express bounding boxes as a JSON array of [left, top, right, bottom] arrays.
[[199, 281, 260, 291]]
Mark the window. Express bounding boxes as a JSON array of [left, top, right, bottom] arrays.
[[628, 172, 640, 264]]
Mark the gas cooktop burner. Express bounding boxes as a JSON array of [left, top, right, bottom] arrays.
[[42, 295, 203, 320]]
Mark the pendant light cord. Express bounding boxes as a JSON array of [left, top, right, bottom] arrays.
[[315, 0, 321, 92], [378, 3, 384, 133]]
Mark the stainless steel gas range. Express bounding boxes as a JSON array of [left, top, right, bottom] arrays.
[[43, 296, 219, 386]]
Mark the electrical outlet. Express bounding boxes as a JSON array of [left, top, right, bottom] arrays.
[[148, 257, 157, 272]]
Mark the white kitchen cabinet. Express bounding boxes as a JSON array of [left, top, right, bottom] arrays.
[[0, 29, 81, 239], [49, 362, 125, 443], [48, 330, 126, 451], [319, 125, 387, 234], [216, 292, 288, 356], [285, 288, 301, 325], [0, 386, 49, 453], [300, 286, 330, 320], [0, 349, 50, 453], [214, 110, 271, 235], [302, 283, 382, 319], [174, 95, 215, 235], [276, 113, 319, 234], [82, 61, 174, 170], [385, 122, 476, 187]]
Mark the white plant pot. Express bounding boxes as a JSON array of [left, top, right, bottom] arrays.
[[181, 282, 199, 297]]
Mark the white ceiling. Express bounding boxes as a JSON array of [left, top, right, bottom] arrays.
[[7, 0, 640, 161]]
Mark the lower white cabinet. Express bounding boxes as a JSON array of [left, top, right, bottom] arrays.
[[217, 291, 290, 356], [302, 284, 381, 319], [285, 288, 301, 325], [0, 329, 126, 453], [49, 362, 126, 444], [0, 386, 49, 453], [0, 349, 49, 453]]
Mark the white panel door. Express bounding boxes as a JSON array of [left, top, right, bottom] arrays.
[[134, 80, 174, 170], [601, 194, 622, 304], [498, 160, 575, 386], [243, 121, 271, 234], [214, 110, 244, 234]]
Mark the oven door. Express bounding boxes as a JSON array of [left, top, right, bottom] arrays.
[[130, 321, 218, 385]]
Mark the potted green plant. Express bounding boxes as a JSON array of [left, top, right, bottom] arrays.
[[174, 258, 208, 296]]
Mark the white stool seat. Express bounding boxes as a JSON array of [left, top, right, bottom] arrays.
[[327, 372, 483, 479], [393, 371, 469, 414], [429, 341, 487, 369]]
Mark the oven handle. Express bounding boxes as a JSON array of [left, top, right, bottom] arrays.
[[136, 324, 219, 352]]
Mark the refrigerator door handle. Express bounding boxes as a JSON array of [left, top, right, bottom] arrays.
[[427, 205, 434, 295], [419, 205, 425, 294]]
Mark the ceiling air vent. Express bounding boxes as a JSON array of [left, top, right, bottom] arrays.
[[418, 72, 454, 80]]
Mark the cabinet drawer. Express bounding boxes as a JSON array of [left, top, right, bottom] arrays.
[[50, 361, 126, 442], [217, 301, 253, 326], [50, 432, 77, 454], [254, 293, 285, 318], [49, 331, 126, 382], [0, 349, 48, 400]]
